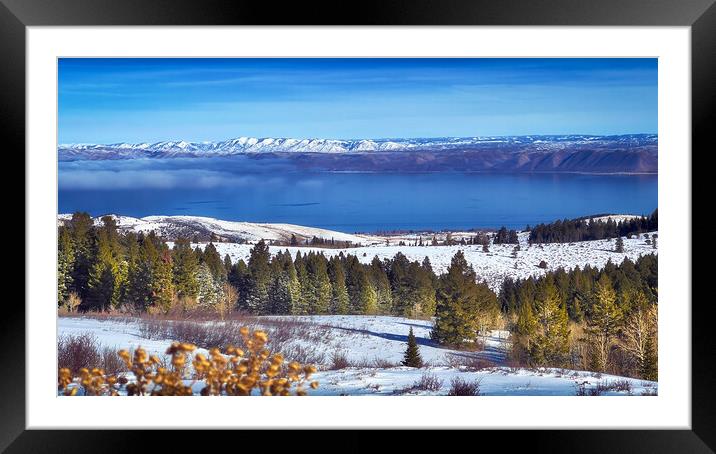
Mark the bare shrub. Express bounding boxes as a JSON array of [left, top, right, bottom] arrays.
[[641, 387, 658, 396], [447, 377, 482, 396], [413, 372, 443, 391], [100, 346, 127, 376], [168, 320, 246, 350], [58, 333, 101, 374], [280, 344, 327, 366], [608, 379, 633, 393], [138, 318, 169, 340], [328, 351, 351, 370], [58, 333, 127, 376], [372, 357, 398, 368], [445, 354, 495, 371]]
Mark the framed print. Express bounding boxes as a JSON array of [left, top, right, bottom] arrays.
[[5, 0, 714, 450]]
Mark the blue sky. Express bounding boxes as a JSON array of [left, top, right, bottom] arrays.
[[58, 58, 657, 144]]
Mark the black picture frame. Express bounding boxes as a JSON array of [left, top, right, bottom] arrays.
[[5, 0, 713, 451]]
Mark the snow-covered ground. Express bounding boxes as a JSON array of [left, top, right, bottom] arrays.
[[58, 214, 372, 244], [58, 315, 657, 396], [196, 231, 658, 292]]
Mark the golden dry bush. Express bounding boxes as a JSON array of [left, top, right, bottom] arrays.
[[58, 326, 318, 396]]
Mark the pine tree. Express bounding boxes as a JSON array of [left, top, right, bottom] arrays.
[[402, 327, 424, 368], [245, 240, 272, 314], [203, 242, 227, 283], [412, 263, 437, 317], [370, 256, 393, 314], [303, 253, 332, 314], [641, 306, 658, 381], [328, 256, 350, 315], [57, 226, 75, 304], [172, 237, 200, 301], [293, 252, 309, 315], [359, 275, 378, 315], [87, 217, 124, 311], [68, 212, 95, 302], [530, 277, 570, 367], [196, 262, 220, 308], [513, 300, 537, 364], [615, 236, 625, 253], [268, 256, 293, 314], [151, 246, 175, 312], [588, 274, 622, 372], [432, 251, 498, 347]]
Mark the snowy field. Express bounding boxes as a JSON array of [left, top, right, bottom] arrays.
[[58, 315, 657, 396], [194, 231, 658, 292]]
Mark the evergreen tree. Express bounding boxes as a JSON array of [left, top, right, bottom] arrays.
[[68, 212, 95, 302], [615, 237, 625, 253], [293, 252, 309, 315], [328, 256, 350, 314], [245, 240, 272, 314], [358, 274, 378, 314], [512, 299, 537, 363], [588, 274, 622, 372], [196, 262, 220, 308], [411, 262, 437, 317], [87, 217, 124, 311], [305, 253, 332, 314], [388, 252, 411, 315], [401, 327, 424, 368], [57, 226, 75, 303], [530, 277, 570, 367], [432, 251, 498, 347], [151, 245, 175, 312], [370, 256, 393, 314], [203, 242, 227, 283], [172, 237, 200, 302]]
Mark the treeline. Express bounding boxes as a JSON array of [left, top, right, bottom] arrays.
[[58, 213, 500, 322], [501, 254, 658, 380], [58, 211, 658, 379], [527, 209, 658, 244]]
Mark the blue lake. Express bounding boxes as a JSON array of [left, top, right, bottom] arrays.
[[58, 158, 657, 233]]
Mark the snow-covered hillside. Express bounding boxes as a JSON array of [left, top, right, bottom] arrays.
[[58, 214, 372, 244], [199, 231, 658, 292], [58, 213, 657, 290], [58, 315, 657, 396]]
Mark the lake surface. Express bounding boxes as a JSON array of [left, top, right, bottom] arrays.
[[58, 157, 657, 233]]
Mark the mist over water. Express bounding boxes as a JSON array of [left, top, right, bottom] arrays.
[[58, 157, 657, 233]]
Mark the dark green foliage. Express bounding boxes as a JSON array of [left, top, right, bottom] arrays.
[[172, 237, 199, 301], [327, 256, 350, 314], [494, 227, 519, 245], [431, 251, 499, 347], [529, 209, 657, 244], [202, 242, 227, 283], [244, 240, 272, 314], [614, 237, 625, 253], [57, 211, 657, 380], [57, 226, 75, 303], [402, 327, 424, 368]]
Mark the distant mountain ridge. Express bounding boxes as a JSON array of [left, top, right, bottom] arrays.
[[58, 134, 657, 173]]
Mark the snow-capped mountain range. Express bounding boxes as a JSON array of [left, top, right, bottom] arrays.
[[58, 134, 657, 159]]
